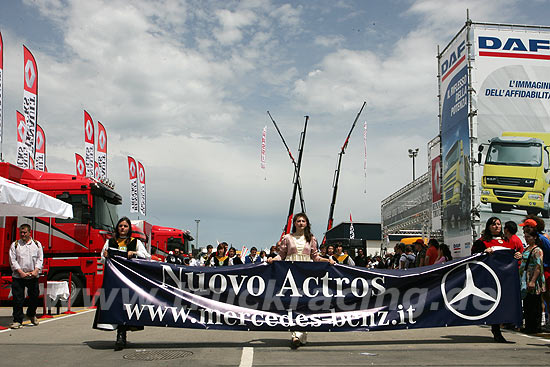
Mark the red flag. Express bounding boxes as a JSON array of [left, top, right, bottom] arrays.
[[35, 124, 45, 171], [23, 46, 38, 168], [349, 212, 355, 240], [75, 153, 85, 176], [0, 32, 3, 148], [97, 121, 107, 179], [16, 111, 28, 168], [138, 161, 146, 216], [128, 156, 138, 213], [84, 110, 95, 177]]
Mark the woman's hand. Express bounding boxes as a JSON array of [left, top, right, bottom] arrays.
[[528, 280, 536, 289], [103, 249, 109, 258], [513, 252, 522, 260], [484, 247, 494, 254], [328, 258, 335, 265], [127, 251, 137, 259], [267, 257, 274, 264]]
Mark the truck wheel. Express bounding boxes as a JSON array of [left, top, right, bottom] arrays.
[[527, 208, 540, 216], [491, 204, 502, 213], [541, 206, 550, 219], [50, 272, 84, 306]]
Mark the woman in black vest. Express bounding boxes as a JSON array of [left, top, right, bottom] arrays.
[[100, 217, 149, 350]]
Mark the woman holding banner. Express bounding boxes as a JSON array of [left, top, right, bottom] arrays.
[[98, 217, 150, 351], [268, 212, 335, 349]]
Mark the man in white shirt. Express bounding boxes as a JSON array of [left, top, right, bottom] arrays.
[[9, 224, 43, 329]]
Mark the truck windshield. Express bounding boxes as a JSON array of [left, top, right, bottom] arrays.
[[445, 142, 460, 171], [486, 142, 541, 167], [93, 195, 119, 231]]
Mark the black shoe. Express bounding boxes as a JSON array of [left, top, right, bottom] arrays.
[[290, 337, 300, 349], [115, 330, 127, 351], [492, 330, 507, 343]]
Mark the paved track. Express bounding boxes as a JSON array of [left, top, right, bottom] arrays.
[[0, 307, 549, 366]]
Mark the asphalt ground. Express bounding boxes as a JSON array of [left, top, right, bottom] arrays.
[[0, 306, 549, 366]]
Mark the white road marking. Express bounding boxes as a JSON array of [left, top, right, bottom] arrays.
[[239, 347, 254, 367]]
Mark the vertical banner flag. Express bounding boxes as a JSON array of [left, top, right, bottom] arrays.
[[260, 126, 266, 169], [23, 46, 38, 169], [138, 161, 146, 216], [349, 212, 355, 239], [94, 161, 99, 179], [84, 110, 95, 177], [35, 124, 45, 171], [0, 32, 3, 148], [363, 121, 367, 194], [128, 156, 138, 213], [16, 111, 28, 168], [75, 153, 85, 176], [97, 121, 107, 179]]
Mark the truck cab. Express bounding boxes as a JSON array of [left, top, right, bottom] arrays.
[[480, 132, 550, 217]]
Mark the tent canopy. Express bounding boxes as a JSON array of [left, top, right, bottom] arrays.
[[0, 176, 73, 218]]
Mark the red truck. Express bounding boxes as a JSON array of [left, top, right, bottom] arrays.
[[0, 162, 121, 304], [132, 220, 194, 260]]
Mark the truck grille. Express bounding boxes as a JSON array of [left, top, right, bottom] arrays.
[[485, 176, 535, 187], [494, 189, 524, 198], [444, 188, 454, 200]]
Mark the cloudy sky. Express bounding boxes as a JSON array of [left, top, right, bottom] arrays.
[[0, 0, 548, 249]]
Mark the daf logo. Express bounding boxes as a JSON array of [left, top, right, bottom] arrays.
[[36, 130, 44, 151], [130, 161, 136, 176], [441, 261, 501, 320], [98, 130, 106, 149], [139, 166, 145, 183], [25, 60, 35, 89], [17, 119, 26, 141], [77, 160, 85, 175], [85, 120, 93, 140]]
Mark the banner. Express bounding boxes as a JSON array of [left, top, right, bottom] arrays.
[[138, 161, 146, 216], [23, 46, 38, 169], [16, 111, 28, 169], [439, 28, 471, 256], [94, 161, 99, 179], [0, 32, 3, 148], [35, 124, 45, 171], [94, 250, 521, 332], [349, 212, 355, 239], [75, 153, 85, 177], [84, 110, 95, 177], [260, 126, 266, 169], [97, 121, 107, 179], [128, 156, 138, 213]]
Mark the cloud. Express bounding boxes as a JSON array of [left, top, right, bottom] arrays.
[[314, 35, 345, 48]]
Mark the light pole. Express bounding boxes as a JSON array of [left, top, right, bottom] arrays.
[[408, 148, 419, 181], [195, 219, 200, 249]]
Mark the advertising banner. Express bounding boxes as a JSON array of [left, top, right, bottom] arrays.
[[0, 32, 3, 147], [260, 126, 266, 170], [75, 153, 85, 177], [429, 138, 442, 232], [97, 121, 107, 179], [472, 24, 550, 229], [16, 111, 28, 169], [128, 156, 138, 213], [439, 28, 472, 256], [94, 249, 521, 332], [84, 110, 95, 178], [23, 46, 37, 169], [35, 124, 45, 171], [138, 161, 146, 216]]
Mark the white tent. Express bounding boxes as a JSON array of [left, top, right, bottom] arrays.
[[0, 176, 73, 218]]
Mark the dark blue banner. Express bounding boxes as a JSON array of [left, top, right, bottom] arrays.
[[94, 249, 521, 332]]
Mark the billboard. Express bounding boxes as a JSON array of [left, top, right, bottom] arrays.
[[472, 24, 550, 234], [429, 136, 442, 232], [439, 27, 472, 256]]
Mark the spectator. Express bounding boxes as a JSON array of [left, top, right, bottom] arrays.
[[167, 248, 183, 265], [210, 244, 228, 267], [434, 243, 452, 264], [425, 239, 440, 266], [267, 244, 278, 259], [414, 239, 427, 267], [9, 224, 43, 329], [519, 226, 545, 334], [244, 247, 261, 264], [150, 247, 162, 262], [519, 215, 550, 332], [335, 244, 355, 265], [202, 245, 213, 266], [399, 244, 416, 269], [324, 244, 337, 262], [259, 250, 267, 262], [355, 248, 367, 267], [319, 245, 327, 258], [393, 243, 404, 269], [223, 247, 243, 266]]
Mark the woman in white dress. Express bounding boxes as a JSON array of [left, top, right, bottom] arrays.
[[268, 212, 334, 348]]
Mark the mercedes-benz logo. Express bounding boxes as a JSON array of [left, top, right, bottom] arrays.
[[441, 261, 501, 320]]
